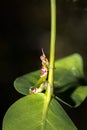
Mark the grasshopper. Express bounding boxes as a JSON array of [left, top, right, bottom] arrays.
[[29, 49, 49, 94]]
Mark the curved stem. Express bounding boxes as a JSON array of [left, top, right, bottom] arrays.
[[42, 1, 56, 129], [46, 0, 56, 101]]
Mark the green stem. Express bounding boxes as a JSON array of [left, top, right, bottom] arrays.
[[42, 1, 56, 129], [46, 0, 56, 101]]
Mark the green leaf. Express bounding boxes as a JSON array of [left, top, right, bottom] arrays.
[[14, 70, 40, 95], [54, 53, 84, 91], [71, 86, 87, 107], [54, 54, 87, 107], [14, 53, 84, 95], [14, 53, 87, 107], [2, 94, 77, 130], [55, 85, 87, 107]]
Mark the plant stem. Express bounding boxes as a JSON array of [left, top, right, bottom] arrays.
[[47, 0, 56, 101], [42, 1, 56, 129]]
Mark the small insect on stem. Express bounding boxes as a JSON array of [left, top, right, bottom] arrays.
[[29, 49, 49, 94], [40, 49, 49, 77], [40, 49, 49, 67]]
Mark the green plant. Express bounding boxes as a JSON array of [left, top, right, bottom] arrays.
[[2, 0, 87, 130]]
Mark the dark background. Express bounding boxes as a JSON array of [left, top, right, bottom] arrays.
[[0, 0, 87, 129]]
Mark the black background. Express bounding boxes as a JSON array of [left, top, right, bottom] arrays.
[[0, 0, 87, 129]]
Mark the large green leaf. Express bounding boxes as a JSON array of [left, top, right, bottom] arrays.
[[54, 54, 87, 107], [54, 53, 84, 91], [14, 53, 84, 95], [14, 70, 40, 95], [14, 53, 87, 107], [2, 94, 77, 130]]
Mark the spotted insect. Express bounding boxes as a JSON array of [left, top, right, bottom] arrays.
[[29, 49, 49, 94]]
